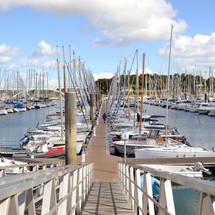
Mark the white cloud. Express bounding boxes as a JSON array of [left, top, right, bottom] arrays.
[[0, 0, 187, 47], [0, 44, 19, 56], [130, 68, 154, 75], [43, 60, 56, 69], [145, 68, 154, 75], [93, 72, 114, 80], [19, 57, 40, 67], [0, 44, 19, 65], [159, 32, 215, 71], [0, 56, 11, 64], [0, 1, 26, 11], [39, 40, 55, 55], [93, 68, 154, 81], [88, 0, 187, 46], [14, 42, 56, 69]]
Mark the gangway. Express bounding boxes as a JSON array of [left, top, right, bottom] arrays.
[[0, 161, 215, 214]]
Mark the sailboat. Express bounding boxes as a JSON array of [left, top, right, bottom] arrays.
[[134, 25, 215, 159], [110, 52, 173, 156], [134, 144, 215, 158]]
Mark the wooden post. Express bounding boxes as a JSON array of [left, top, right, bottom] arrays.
[[65, 91, 77, 165]]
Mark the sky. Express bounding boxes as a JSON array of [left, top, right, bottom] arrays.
[[0, 0, 215, 88]]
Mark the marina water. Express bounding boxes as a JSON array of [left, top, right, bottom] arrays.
[[0, 105, 58, 148], [0, 103, 214, 150], [144, 104, 215, 214], [0, 103, 214, 215], [144, 104, 215, 149]]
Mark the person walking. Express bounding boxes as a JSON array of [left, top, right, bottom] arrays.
[[137, 112, 140, 122], [102, 112, 107, 123]]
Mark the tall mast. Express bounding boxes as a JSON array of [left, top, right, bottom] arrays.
[[68, 45, 72, 89], [135, 50, 139, 125], [139, 53, 145, 134], [56, 46, 64, 139], [16, 70, 19, 102], [165, 25, 173, 145], [62, 45, 67, 94]]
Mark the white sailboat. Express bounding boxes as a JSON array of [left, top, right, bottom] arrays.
[[134, 144, 215, 158], [112, 137, 158, 155]]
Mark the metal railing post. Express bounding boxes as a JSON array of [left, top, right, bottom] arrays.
[[129, 166, 135, 211], [125, 164, 129, 201], [135, 168, 143, 215]]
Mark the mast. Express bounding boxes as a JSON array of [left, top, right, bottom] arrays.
[[35, 69, 38, 99], [62, 46, 67, 94], [16, 71, 19, 102], [56, 46, 64, 139], [135, 50, 139, 125], [42, 70, 45, 100], [68, 45, 72, 89], [139, 53, 145, 134], [165, 25, 173, 145], [46, 71, 49, 99]]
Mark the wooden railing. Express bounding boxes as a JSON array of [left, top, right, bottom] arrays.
[[118, 161, 215, 215], [0, 163, 94, 214]]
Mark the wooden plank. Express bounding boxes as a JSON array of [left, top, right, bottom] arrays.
[[85, 100, 120, 182], [80, 182, 134, 215]]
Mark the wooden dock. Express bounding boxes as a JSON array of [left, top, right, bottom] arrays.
[[81, 101, 134, 214], [80, 182, 134, 215], [85, 102, 120, 182]]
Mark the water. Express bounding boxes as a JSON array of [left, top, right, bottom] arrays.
[[0, 103, 214, 214], [143, 104, 215, 215], [1, 103, 214, 149], [144, 104, 215, 149], [173, 187, 200, 215], [0, 105, 58, 148]]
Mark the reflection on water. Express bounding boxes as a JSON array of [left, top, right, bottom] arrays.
[[144, 104, 215, 149], [0, 106, 57, 147], [173, 187, 200, 215]]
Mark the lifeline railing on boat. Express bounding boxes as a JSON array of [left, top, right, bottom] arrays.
[[118, 161, 215, 215], [0, 163, 94, 214]]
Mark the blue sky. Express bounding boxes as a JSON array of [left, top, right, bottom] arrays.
[[0, 0, 215, 88]]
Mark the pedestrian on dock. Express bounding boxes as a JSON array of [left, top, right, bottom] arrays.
[[102, 112, 107, 123], [137, 112, 140, 122]]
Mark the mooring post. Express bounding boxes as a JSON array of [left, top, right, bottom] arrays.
[[65, 91, 77, 165]]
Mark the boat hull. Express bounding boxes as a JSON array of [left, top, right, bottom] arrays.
[[134, 145, 215, 158]]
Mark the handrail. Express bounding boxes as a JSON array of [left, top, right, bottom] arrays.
[[0, 163, 94, 215], [0, 161, 62, 176], [118, 161, 215, 215]]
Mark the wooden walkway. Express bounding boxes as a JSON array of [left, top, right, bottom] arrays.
[[85, 101, 120, 182], [82, 100, 134, 215], [80, 182, 134, 215]]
